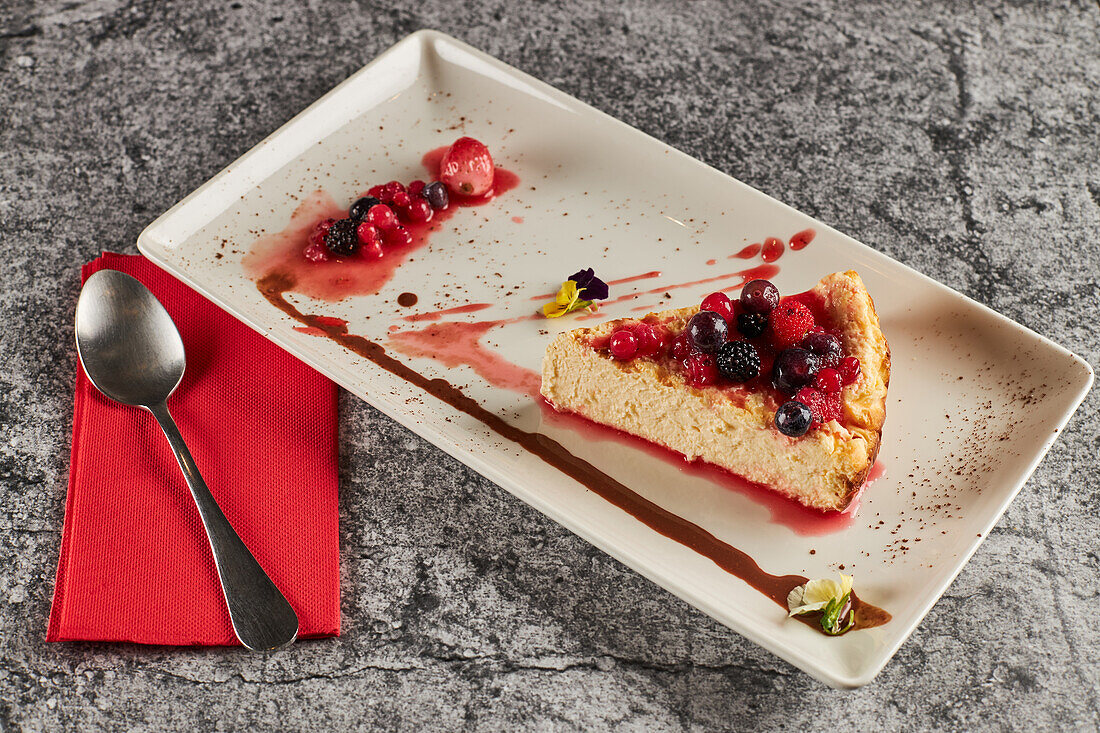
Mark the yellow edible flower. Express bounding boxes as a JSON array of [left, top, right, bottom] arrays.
[[543, 280, 584, 318]]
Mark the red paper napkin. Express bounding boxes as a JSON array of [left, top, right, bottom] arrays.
[[48, 253, 340, 645]]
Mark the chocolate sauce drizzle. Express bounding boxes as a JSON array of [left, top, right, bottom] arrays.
[[259, 272, 890, 634]]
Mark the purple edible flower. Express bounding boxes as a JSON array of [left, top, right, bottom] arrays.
[[568, 268, 609, 300]]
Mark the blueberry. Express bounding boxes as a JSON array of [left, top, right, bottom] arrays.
[[740, 279, 780, 314], [772, 347, 820, 393], [802, 332, 843, 368], [737, 312, 767, 338], [775, 400, 813, 437], [422, 181, 449, 210], [349, 196, 381, 222], [686, 310, 729, 353], [716, 341, 760, 382]]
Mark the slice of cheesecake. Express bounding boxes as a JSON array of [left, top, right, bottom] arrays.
[[540, 271, 889, 511]]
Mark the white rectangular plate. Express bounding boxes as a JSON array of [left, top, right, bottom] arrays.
[[138, 30, 1093, 687]]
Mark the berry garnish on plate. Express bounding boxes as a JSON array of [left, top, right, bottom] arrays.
[[439, 137, 495, 197], [349, 196, 380, 222], [324, 219, 359, 256], [422, 181, 449, 209]]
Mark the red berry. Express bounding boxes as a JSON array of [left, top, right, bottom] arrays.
[[609, 329, 638, 360], [814, 367, 842, 394], [303, 239, 330, 262], [367, 204, 398, 230], [670, 331, 694, 361], [367, 184, 385, 200], [633, 323, 668, 357], [361, 240, 384, 259], [391, 190, 412, 209], [770, 299, 815, 349], [356, 222, 382, 248], [384, 226, 413, 248], [838, 356, 862, 385], [439, 136, 495, 196], [794, 387, 842, 425], [683, 352, 718, 388], [701, 292, 735, 322], [405, 198, 433, 223], [407, 180, 426, 197]]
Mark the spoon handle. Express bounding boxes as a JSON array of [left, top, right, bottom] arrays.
[[147, 401, 299, 651]]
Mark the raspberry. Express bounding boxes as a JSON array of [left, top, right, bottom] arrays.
[[367, 184, 386, 200], [794, 387, 842, 425], [303, 238, 330, 262], [716, 341, 760, 382], [324, 218, 359, 256], [770, 299, 815, 349], [683, 352, 718, 388], [700, 292, 734, 322], [609, 329, 638, 360], [407, 180, 426, 197], [634, 323, 668, 358], [440, 137, 495, 196]]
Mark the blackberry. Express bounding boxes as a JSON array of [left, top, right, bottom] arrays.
[[737, 312, 767, 338], [716, 341, 760, 382], [775, 400, 812, 437], [349, 196, 381, 222], [324, 218, 360, 256]]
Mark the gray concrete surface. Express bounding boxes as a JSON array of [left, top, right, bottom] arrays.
[[2, 0, 1099, 729]]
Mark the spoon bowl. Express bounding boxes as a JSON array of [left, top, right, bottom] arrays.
[[75, 270, 186, 407], [74, 269, 299, 651]]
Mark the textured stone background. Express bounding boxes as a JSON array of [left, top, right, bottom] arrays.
[[2, 0, 1098, 729]]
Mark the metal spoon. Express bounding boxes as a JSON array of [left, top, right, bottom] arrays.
[[74, 269, 299, 651]]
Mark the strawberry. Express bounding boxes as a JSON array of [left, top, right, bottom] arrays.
[[769, 299, 815, 349], [439, 137, 495, 196]]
